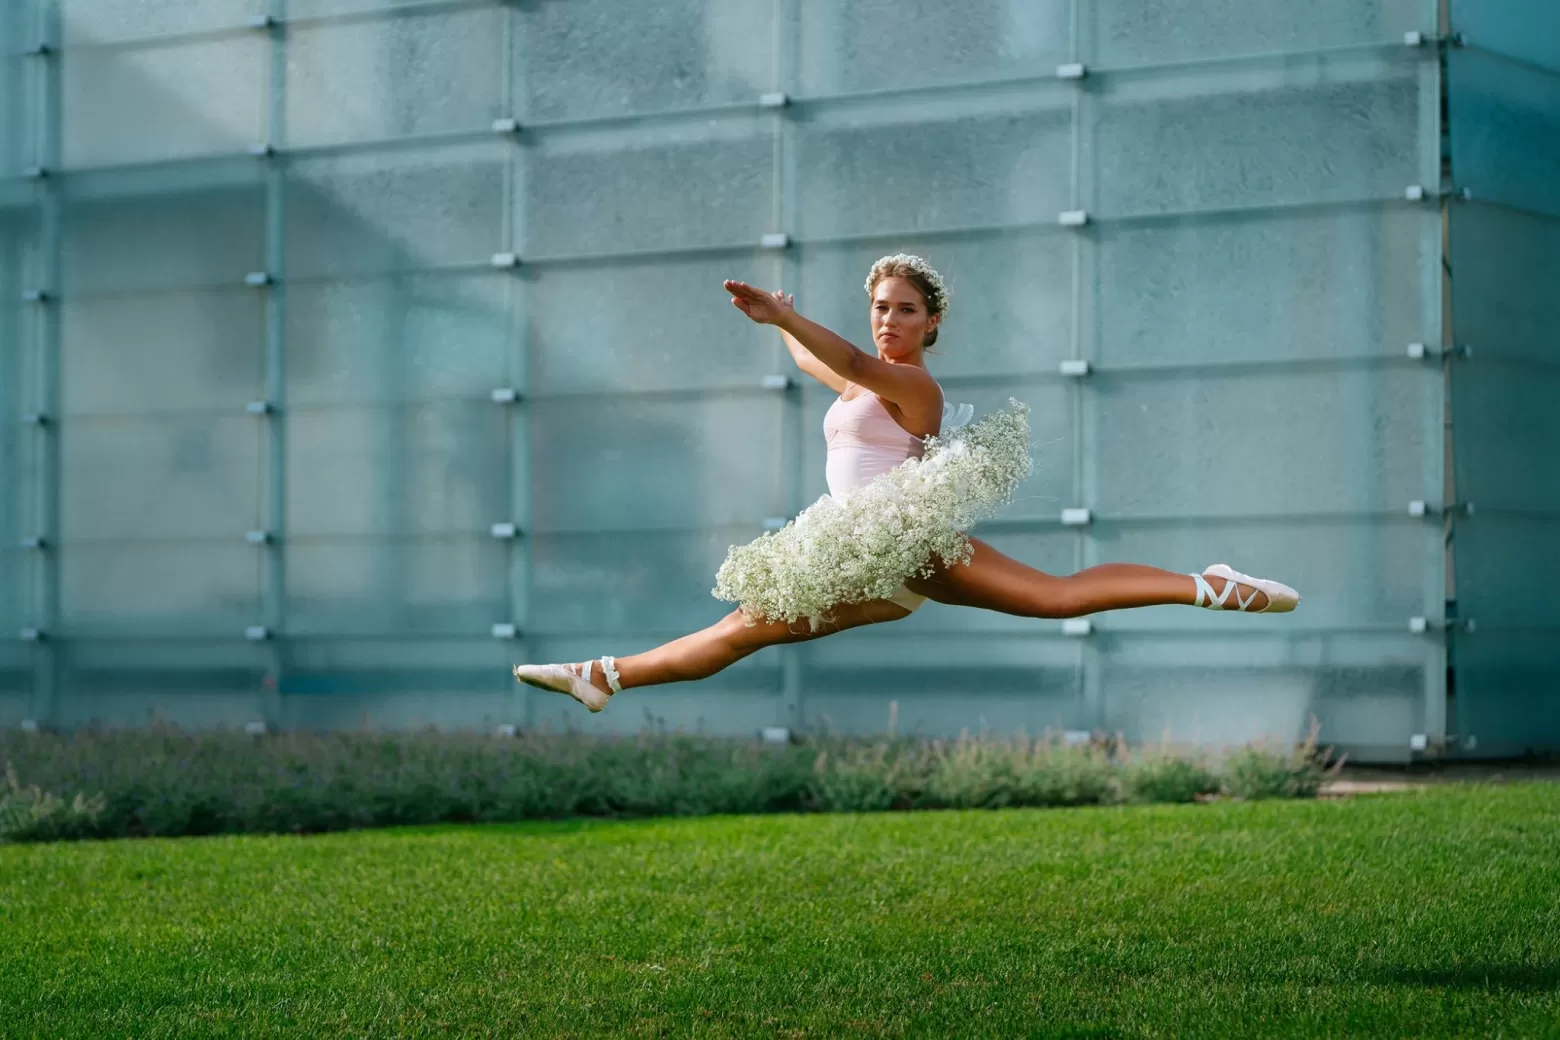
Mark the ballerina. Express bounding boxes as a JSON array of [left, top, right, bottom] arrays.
[[514, 254, 1299, 711]]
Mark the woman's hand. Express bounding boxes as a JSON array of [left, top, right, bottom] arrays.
[[723, 280, 795, 326]]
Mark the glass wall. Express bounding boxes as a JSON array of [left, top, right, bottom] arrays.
[[0, 0, 1489, 761], [1445, 0, 1560, 758]]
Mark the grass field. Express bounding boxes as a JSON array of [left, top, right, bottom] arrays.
[[2, 782, 1558, 1038]]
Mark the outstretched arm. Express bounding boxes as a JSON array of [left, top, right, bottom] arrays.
[[765, 291, 848, 393], [723, 280, 941, 425]]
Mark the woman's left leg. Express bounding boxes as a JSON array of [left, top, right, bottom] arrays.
[[903, 537, 1295, 618]]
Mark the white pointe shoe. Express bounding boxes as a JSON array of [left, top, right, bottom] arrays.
[[512, 656, 621, 712], [1191, 564, 1300, 614]]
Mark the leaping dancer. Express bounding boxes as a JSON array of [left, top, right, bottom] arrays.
[[515, 255, 1298, 711]]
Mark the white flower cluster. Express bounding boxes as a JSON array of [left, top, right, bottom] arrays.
[[713, 399, 1032, 626], [865, 253, 952, 315]]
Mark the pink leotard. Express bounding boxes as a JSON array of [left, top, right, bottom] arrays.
[[823, 391, 926, 499]]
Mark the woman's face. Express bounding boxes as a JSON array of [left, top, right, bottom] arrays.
[[870, 275, 938, 359]]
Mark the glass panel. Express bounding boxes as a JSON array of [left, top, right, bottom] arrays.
[[529, 527, 754, 636], [284, 6, 506, 148], [60, 0, 264, 42], [799, 381, 1075, 520], [286, 402, 506, 536], [801, 636, 1084, 736], [61, 289, 265, 414], [1447, 48, 1560, 220], [1449, 204, 1560, 367], [1094, 367, 1436, 516], [1449, 0, 1560, 75], [60, 415, 263, 539], [523, 114, 773, 257], [1091, 207, 1432, 366], [1086, 0, 1427, 68], [1450, 365, 1560, 514], [62, 179, 266, 293], [528, 254, 776, 394], [794, 231, 1074, 381], [1102, 633, 1430, 747], [530, 394, 786, 532], [0, 5, 38, 179], [793, 84, 1071, 239], [1092, 518, 1440, 631], [285, 143, 507, 278], [61, 38, 266, 167], [287, 273, 511, 406], [1452, 516, 1560, 631], [516, 0, 774, 122], [797, 0, 1070, 96], [1453, 632, 1560, 757], [1090, 52, 1422, 217], [286, 536, 508, 636], [60, 545, 262, 634]]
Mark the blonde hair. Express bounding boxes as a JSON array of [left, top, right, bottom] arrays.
[[864, 254, 950, 347]]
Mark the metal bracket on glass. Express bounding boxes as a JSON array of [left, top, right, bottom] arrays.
[[1409, 616, 1476, 634], [21, 412, 48, 427], [244, 625, 270, 641], [1406, 342, 1472, 360], [25, 43, 50, 57], [245, 14, 275, 30], [1061, 507, 1092, 526], [19, 628, 44, 642], [760, 233, 791, 250], [490, 387, 520, 404], [1058, 210, 1089, 228], [23, 166, 46, 180], [490, 252, 519, 269], [245, 530, 272, 546], [761, 374, 791, 391], [20, 536, 46, 550], [491, 623, 518, 640], [1059, 359, 1091, 377], [490, 522, 518, 540], [758, 92, 790, 109], [244, 271, 272, 287], [1062, 618, 1092, 637], [22, 289, 48, 303], [1056, 63, 1087, 80], [1410, 500, 1475, 518], [491, 117, 520, 134], [247, 143, 275, 158], [246, 401, 274, 416]]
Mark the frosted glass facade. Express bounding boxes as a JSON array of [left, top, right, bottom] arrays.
[[0, 0, 1552, 762]]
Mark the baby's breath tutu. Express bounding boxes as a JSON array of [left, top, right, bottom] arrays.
[[713, 399, 1031, 625]]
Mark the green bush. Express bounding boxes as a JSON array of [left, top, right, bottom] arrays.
[[1219, 722, 1338, 800], [0, 722, 1339, 844], [1121, 746, 1222, 804]]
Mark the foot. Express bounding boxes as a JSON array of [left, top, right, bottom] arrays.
[[1191, 564, 1299, 614], [513, 657, 619, 712]]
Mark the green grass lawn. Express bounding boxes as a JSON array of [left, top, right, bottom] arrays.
[[2, 783, 1558, 1039]]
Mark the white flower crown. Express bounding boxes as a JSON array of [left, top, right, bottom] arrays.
[[864, 253, 951, 315]]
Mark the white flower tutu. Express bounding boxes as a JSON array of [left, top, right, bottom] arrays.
[[712, 399, 1032, 625]]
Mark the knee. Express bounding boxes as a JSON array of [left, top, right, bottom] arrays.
[[1033, 579, 1092, 620]]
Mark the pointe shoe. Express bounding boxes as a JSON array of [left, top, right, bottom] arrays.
[[1192, 564, 1300, 614], [512, 656, 621, 712]]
